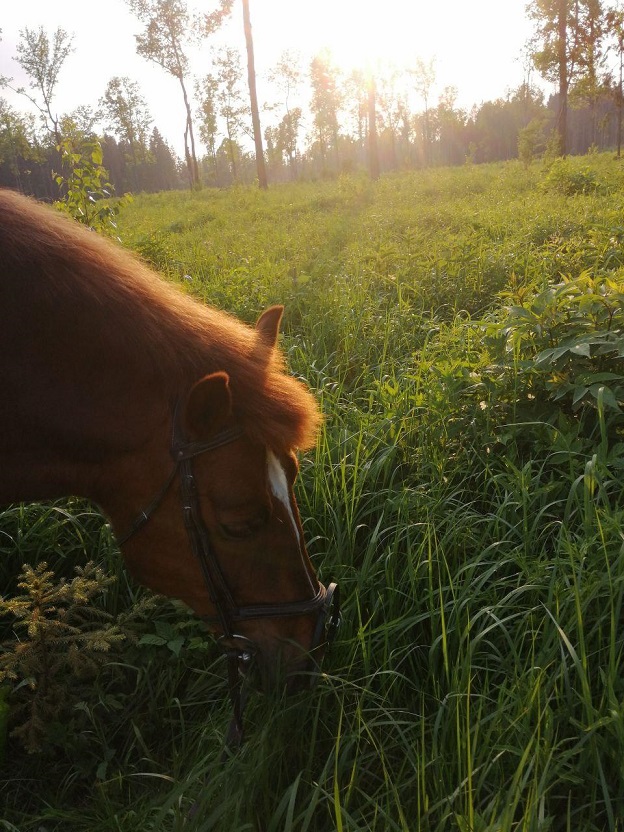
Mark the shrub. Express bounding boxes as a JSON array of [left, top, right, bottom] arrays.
[[0, 562, 153, 753], [541, 157, 600, 195]]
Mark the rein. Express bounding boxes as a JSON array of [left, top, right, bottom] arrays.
[[118, 403, 340, 747]]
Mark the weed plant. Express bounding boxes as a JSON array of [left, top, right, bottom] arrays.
[[3, 154, 624, 830]]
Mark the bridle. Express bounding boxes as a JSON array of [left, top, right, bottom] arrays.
[[118, 401, 340, 746]]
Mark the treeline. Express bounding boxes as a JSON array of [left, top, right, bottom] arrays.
[[1, 0, 623, 198]]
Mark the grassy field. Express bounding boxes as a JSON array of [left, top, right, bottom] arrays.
[[2, 153, 624, 830]]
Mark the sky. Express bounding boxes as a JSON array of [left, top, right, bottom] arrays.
[[0, 0, 544, 157]]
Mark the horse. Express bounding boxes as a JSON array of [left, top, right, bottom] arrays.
[[0, 189, 339, 740]]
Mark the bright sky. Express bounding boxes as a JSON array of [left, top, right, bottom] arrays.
[[0, 0, 543, 156]]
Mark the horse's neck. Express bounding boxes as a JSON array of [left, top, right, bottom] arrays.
[[0, 305, 172, 507]]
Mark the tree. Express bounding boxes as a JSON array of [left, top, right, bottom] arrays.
[[527, 0, 605, 155], [569, 0, 606, 146], [367, 72, 380, 179], [149, 127, 179, 190], [528, 0, 571, 154], [410, 58, 436, 166], [100, 77, 152, 152], [278, 107, 302, 177], [605, 3, 624, 156], [268, 51, 304, 177], [196, 73, 219, 181], [376, 63, 406, 171], [0, 98, 38, 191], [434, 86, 467, 166], [242, 0, 267, 189], [5, 26, 74, 145], [214, 47, 249, 181], [126, 0, 200, 188], [100, 76, 153, 189], [60, 106, 99, 139], [309, 50, 342, 173], [343, 69, 368, 155], [263, 108, 302, 180]]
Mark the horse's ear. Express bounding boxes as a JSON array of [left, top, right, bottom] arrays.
[[256, 305, 284, 348], [185, 372, 232, 438]]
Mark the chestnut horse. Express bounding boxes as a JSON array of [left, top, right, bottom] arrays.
[[0, 189, 338, 737]]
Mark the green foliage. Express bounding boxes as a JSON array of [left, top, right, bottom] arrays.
[[517, 117, 547, 167], [542, 156, 600, 194], [487, 272, 624, 417], [53, 135, 129, 233], [0, 561, 152, 753]]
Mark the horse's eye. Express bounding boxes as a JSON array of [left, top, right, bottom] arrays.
[[220, 510, 268, 540]]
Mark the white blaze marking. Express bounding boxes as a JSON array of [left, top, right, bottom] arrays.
[[267, 450, 301, 547], [267, 451, 316, 595]]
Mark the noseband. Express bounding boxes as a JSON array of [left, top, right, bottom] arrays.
[[118, 403, 340, 746]]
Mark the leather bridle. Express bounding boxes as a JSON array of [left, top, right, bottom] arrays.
[[118, 402, 340, 746]]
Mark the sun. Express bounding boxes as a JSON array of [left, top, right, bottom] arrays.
[[257, 0, 447, 92]]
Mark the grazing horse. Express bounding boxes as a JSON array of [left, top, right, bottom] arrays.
[[0, 189, 339, 729]]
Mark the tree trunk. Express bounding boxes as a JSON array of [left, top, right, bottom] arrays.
[[367, 75, 380, 180], [179, 76, 200, 188], [618, 40, 623, 159], [242, 0, 268, 190], [557, 0, 568, 156]]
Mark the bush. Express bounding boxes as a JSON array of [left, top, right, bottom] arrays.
[[541, 157, 600, 195], [0, 562, 153, 753]]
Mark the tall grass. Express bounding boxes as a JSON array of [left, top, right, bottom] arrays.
[[3, 154, 624, 830]]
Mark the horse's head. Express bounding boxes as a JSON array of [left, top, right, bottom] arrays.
[[117, 307, 339, 694]]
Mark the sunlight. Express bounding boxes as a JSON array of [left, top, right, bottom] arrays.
[[291, 0, 439, 75], [257, 0, 533, 112]]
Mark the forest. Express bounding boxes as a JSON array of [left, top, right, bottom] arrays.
[[1, 0, 624, 197]]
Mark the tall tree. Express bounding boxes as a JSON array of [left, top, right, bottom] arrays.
[[527, 0, 594, 155], [606, 4, 624, 156], [309, 50, 342, 172], [569, 0, 606, 145], [6, 26, 74, 144], [268, 51, 304, 177], [343, 69, 368, 154], [410, 58, 436, 166], [0, 98, 38, 191], [376, 63, 406, 170], [367, 72, 380, 180], [196, 73, 220, 180], [126, 0, 200, 187], [100, 77, 153, 191], [242, 0, 267, 189], [149, 127, 178, 190], [100, 77, 152, 166], [214, 47, 248, 181]]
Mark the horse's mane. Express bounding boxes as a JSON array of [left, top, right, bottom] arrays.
[[0, 189, 320, 450]]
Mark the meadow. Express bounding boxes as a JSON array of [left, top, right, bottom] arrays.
[[2, 153, 624, 831]]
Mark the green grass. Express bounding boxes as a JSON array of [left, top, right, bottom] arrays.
[[3, 153, 624, 829]]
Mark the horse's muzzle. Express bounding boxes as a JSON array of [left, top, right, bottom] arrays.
[[221, 581, 341, 694], [285, 581, 341, 693], [309, 581, 341, 666]]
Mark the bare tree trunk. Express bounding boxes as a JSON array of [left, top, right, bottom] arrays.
[[618, 42, 623, 159], [179, 76, 200, 188], [242, 0, 268, 190], [557, 0, 568, 156], [367, 75, 380, 180]]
